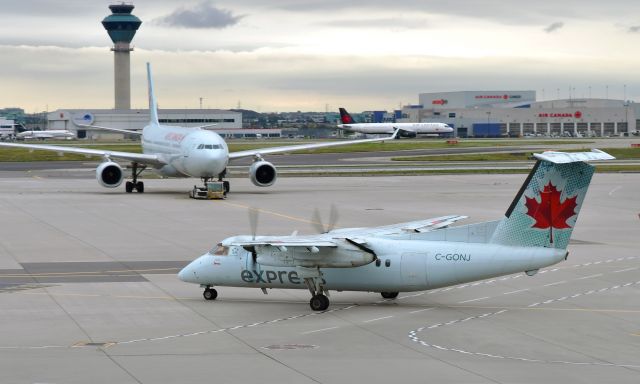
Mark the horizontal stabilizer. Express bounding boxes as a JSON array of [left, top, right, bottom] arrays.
[[533, 149, 615, 164]]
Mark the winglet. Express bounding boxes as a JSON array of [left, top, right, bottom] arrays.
[[147, 62, 160, 126]]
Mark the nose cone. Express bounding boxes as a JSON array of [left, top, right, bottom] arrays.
[[186, 149, 228, 178], [179, 255, 208, 284]]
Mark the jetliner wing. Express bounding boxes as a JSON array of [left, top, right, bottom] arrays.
[[228, 129, 399, 160], [76, 124, 143, 136], [0, 142, 166, 166]]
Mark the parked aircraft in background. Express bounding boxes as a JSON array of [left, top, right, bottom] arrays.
[[0, 63, 397, 194], [337, 107, 453, 137], [16, 130, 75, 140], [179, 150, 614, 310]]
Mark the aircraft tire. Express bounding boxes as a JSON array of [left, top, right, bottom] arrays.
[[125, 181, 134, 193], [380, 291, 399, 299], [223, 181, 230, 195], [136, 181, 144, 193], [310, 294, 329, 311], [203, 288, 218, 300]]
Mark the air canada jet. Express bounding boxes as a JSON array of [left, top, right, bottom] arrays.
[[179, 149, 614, 311], [337, 107, 453, 138], [0, 63, 397, 195], [16, 129, 75, 140]]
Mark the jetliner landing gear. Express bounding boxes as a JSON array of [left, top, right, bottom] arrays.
[[203, 286, 218, 300], [303, 268, 329, 311], [125, 162, 146, 193], [380, 291, 399, 299]]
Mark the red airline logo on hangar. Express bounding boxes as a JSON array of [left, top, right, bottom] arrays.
[[538, 111, 583, 118]]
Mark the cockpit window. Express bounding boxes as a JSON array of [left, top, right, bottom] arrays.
[[211, 243, 229, 256], [198, 144, 221, 150]]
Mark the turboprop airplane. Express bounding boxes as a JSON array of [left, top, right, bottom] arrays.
[[337, 107, 453, 138], [179, 149, 614, 311], [0, 63, 398, 195]]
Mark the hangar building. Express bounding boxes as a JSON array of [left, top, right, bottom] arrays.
[[46, 109, 281, 139], [402, 91, 637, 137]]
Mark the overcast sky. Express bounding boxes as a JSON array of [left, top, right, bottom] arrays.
[[2, 0, 640, 112]]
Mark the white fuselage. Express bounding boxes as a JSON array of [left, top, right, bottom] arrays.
[[141, 123, 229, 178], [17, 130, 75, 139], [179, 237, 566, 293], [337, 122, 453, 135]]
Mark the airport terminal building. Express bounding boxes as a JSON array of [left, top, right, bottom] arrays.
[[46, 109, 281, 139], [402, 91, 637, 137]]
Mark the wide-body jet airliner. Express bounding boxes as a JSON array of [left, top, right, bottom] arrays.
[[337, 107, 453, 137], [179, 150, 614, 310], [0, 64, 397, 194]]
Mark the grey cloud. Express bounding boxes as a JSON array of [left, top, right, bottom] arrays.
[[629, 26, 640, 32], [154, 1, 244, 29], [322, 17, 429, 30], [544, 22, 564, 33]]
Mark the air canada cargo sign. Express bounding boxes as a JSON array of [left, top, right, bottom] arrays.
[[538, 111, 583, 119], [474, 94, 522, 100]]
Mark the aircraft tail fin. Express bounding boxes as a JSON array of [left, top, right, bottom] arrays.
[[339, 108, 355, 124], [147, 62, 160, 126], [489, 150, 614, 250]]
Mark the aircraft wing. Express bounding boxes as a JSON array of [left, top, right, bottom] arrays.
[[0, 142, 167, 166], [227, 239, 338, 248], [76, 124, 143, 136], [228, 129, 399, 160], [333, 215, 468, 236]]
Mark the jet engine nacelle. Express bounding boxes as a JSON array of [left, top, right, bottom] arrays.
[[96, 161, 124, 188], [398, 129, 417, 138], [249, 160, 277, 187]]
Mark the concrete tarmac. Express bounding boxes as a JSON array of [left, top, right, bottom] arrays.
[[0, 172, 639, 383]]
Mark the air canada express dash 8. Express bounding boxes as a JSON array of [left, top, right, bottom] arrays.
[[179, 149, 615, 311]]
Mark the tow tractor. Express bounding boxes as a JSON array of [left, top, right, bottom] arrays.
[[189, 181, 228, 200]]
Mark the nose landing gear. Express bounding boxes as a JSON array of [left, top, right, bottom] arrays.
[[203, 286, 218, 300]]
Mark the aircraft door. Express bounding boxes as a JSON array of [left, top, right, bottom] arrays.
[[401, 252, 427, 288]]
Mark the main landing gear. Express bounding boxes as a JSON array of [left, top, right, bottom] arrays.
[[203, 286, 218, 300], [303, 268, 330, 311], [125, 162, 146, 193], [380, 291, 399, 299]]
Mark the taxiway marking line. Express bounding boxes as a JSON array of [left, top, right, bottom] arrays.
[[458, 296, 490, 304], [542, 281, 566, 287], [222, 201, 322, 227], [503, 288, 529, 295], [301, 326, 339, 335], [0, 267, 180, 277], [409, 308, 434, 314], [363, 316, 394, 323], [614, 267, 638, 273], [577, 273, 602, 280]]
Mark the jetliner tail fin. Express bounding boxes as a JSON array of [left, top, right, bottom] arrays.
[[490, 150, 614, 249], [339, 108, 355, 124], [147, 62, 160, 126]]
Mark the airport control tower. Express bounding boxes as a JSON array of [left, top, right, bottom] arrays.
[[102, 3, 142, 110]]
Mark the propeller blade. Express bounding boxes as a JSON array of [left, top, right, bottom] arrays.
[[327, 204, 339, 232], [248, 207, 259, 240], [311, 207, 325, 233]]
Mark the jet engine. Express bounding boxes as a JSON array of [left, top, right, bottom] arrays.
[[249, 160, 277, 187], [96, 161, 124, 188]]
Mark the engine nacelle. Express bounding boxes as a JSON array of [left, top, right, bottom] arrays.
[[96, 161, 124, 188], [249, 160, 277, 187]]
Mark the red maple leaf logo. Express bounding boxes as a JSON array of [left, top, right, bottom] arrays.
[[525, 182, 577, 242]]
